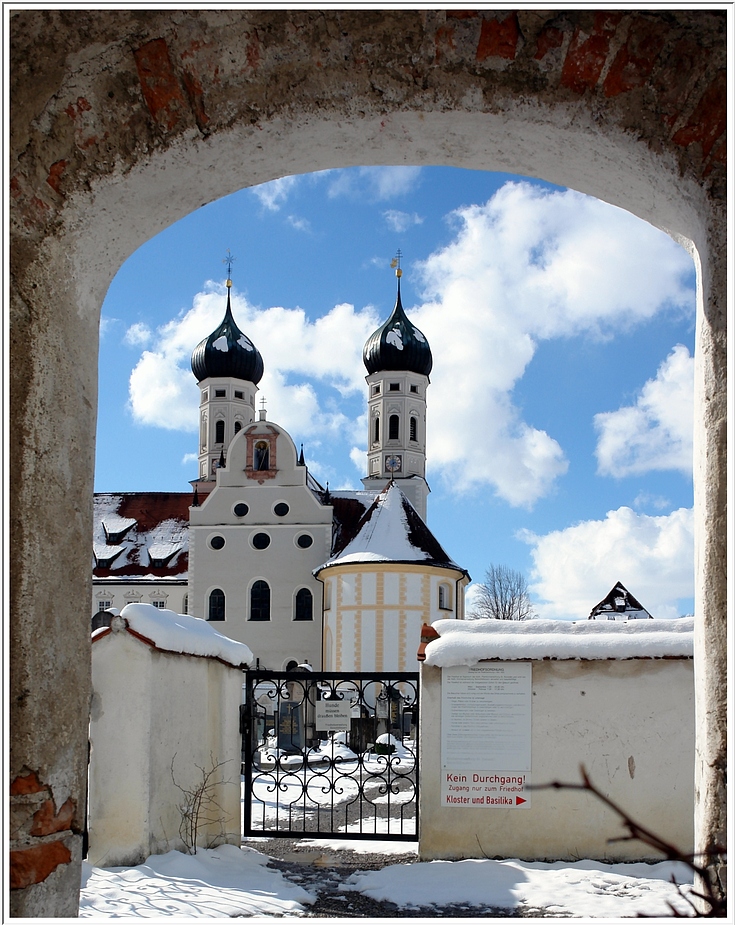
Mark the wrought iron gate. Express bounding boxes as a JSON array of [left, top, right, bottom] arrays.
[[242, 670, 419, 841]]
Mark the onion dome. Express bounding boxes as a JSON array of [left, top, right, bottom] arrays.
[[191, 287, 264, 384], [363, 276, 432, 377]]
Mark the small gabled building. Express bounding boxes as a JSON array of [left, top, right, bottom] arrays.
[[588, 581, 653, 621], [316, 481, 469, 673]]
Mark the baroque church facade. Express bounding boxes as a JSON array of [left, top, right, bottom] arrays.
[[92, 268, 469, 672]]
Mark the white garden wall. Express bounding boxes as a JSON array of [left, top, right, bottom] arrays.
[[88, 606, 252, 867], [419, 619, 694, 863]]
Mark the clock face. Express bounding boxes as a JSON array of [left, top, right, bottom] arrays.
[[385, 454, 402, 473]]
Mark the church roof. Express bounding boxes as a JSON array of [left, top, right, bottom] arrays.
[[588, 581, 653, 620], [190, 289, 264, 384], [363, 278, 432, 377], [318, 482, 464, 573], [93, 493, 190, 579]]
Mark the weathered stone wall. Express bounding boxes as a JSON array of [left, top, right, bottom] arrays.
[[9, 10, 726, 914]]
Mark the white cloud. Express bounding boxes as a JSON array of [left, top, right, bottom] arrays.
[[594, 345, 694, 477], [383, 210, 424, 232], [181, 453, 198, 466], [409, 182, 694, 506], [522, 506, 694, 620], [124, 322, 152, 347], [251, 176, 299, 211], [127, 182, 694, 509], [287, 215, 311, 232], [633, 491, 672, 511], [127, 289, 378, 439], [328, 167, 422, 201]]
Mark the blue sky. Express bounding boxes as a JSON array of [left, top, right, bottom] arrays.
[[96, 166, 696, 619]]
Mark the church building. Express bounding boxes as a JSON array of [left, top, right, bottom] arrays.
[[92, 264, 469, 671]]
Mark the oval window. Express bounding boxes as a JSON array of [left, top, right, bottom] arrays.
[[274, 502, 289, 516], [233, 502, 249, 517], [296, 533, 313, 549], [210, 535, 225, 550], [252, 532, 271, 550]]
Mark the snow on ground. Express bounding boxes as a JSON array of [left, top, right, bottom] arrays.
[[79, 841, 696, 918], [79, 844, 313, 917], [342, 855, 696, 918]]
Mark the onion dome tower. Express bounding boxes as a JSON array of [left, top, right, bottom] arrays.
[[361, 254, 431, 520], [191, 254, 264, 482]]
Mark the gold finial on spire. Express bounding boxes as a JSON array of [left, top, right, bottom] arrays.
[[390, 249, 403, 278], [223, 249, 236, 288]]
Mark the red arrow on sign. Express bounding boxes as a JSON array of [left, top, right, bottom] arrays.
[[516, 796, 527, 805]]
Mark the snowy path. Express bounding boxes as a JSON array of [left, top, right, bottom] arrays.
[[79, 839, 697, 918]]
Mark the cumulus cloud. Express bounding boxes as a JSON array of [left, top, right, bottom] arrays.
[[127, 181, 694, 508], [251, 176, 300, 211], [128, 288, 378, 439], [409, 182, 693, 506], [522, 506, 694, 620], [124, 322, 152, 347], [328, 167, 422, 201], [594, 345, 694, 477], [383, 209, 424, 232]]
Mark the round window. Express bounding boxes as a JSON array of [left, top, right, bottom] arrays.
[[233, 502, 249, 517], [296, 533, 313, 549], [273, 502, 290, 516], [252, 532, 271, 550], [210, 535, 225, 550]]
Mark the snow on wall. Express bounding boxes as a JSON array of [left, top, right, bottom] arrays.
[[423, 617, 693, 667], [114, 602, 253, 668]]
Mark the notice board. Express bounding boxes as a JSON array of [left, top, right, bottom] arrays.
[[440, 663, 532, 808]]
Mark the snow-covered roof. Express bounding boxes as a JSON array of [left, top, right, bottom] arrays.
[[588, 581, 652, 620], [93, 493, 190, 579], [92, 602, 252, 668], [422, 617, 694, 667], [318, 483, 465, 573]]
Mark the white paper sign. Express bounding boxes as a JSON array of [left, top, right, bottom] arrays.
[[441, 663, 532, 770], [316, 699, 352, 732]]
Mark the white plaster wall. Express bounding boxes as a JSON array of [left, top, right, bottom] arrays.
[[419, 658, 694, 862], [88, 624, 242, 866], [321, 566, 466, 672]]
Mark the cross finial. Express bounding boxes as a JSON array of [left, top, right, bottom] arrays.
[[390, 249, 403, 278], [223, 250, 236, 287]]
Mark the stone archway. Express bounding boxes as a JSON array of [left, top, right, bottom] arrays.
[[9, 10, 726, 915]]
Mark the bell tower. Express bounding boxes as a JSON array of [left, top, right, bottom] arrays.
[[361, 255, 431, 520], [190, 255, 264, 483]]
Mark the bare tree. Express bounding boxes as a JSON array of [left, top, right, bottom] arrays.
[[470, 564, 535, 621]]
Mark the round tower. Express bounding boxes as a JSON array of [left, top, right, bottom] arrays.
[[191, 273, 264, 482], [361, 260, 431, 520]]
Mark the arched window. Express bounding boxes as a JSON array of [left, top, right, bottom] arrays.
[[250, 580, 270, 621], [254, 441, 270, 470], [373, 415, 380, 444], [208, 588, 225, 621], [409, 416, 418, 442], [294, 588, 313, 621], [182, 593, 189, 614], [389, 414, 399, 440], [234, 421, 242, 434], [215, 419, 225, 444], [438, 583, 452, 611]]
